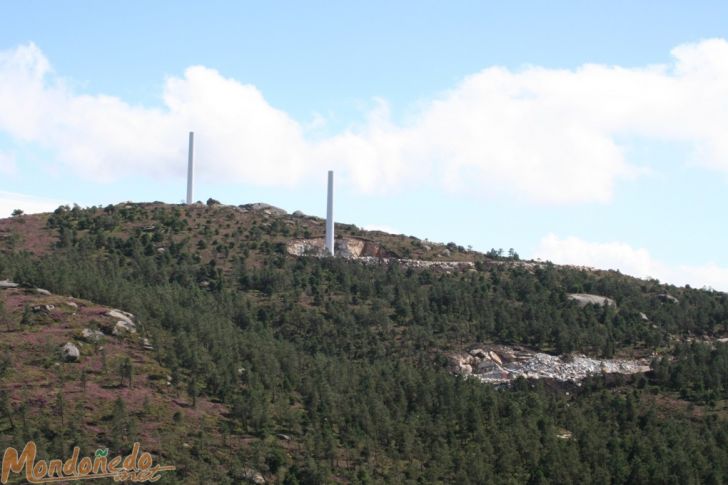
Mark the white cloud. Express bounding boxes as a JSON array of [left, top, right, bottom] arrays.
[[0, 190, 66, 217], [0, 44, 311, 186], [0, 151, 16, 175], [534, 233, 728, 292], [1, 39, 728, 202]]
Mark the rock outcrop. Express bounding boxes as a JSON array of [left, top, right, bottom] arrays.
[[0, 280, 18, 289], [106, 309, 135, 325], [238, 203, 287, 216], [106, 309, 137, 335], [657, 293, 679, 304], [567, 293, 616, 307]]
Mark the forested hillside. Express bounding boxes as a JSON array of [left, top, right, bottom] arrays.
[[1, 202, 728, 484]]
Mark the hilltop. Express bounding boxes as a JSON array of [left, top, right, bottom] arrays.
[[1, 201, 728, 483]]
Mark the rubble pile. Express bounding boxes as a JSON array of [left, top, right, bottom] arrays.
[[358, 256, 474, 272], [287, 238, 327, 257], [450, 345, 650, 385], [287, 238, 473, 271]]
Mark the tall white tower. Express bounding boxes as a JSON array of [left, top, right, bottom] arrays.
[[325, 170, 334, 256], [186, 132, 194, 204]]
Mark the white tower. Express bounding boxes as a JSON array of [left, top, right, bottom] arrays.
[[186, 132, 194, 204], [325, 170, 334, 256]]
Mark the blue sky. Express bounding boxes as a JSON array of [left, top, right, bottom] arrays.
[[1, 1, 728, 289]]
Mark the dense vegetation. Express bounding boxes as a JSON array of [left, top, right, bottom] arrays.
[[0, 203, 727, 483]]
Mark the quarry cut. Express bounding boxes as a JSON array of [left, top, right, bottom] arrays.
[[450, 345, 651, 385]]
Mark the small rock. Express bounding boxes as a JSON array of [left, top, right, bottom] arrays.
[[106, 309, 135, 326], [113, 320, 136, 335], [142, 338, 154, 350], [292, 210, 305, 217], [66, 301, 79, 309], [156, 247, 166, 253], [469, 348, 488, 359], [0, 280, 18, 289], [488, 351, 503, 365], [61, 342, 80, 362], [242, 467, 266, 484], [35, 288, 52, 296], [80, 328, 104, 343], [276, 433, 291, 441], [639, 312, 649, 321]]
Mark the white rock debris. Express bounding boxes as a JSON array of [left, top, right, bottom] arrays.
[[450, 344, 650, 385], [567, 293, 616, 307]]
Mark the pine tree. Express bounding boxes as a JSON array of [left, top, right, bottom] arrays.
[[187, 377, 198, 408], [119, 357, 133, 388], [80, 368, 87, 393], [20, 304, 32, 326], [54, 392, 65, 429], [110, 397, 127, 452], [0, 297, 9, 332], [0, 390, 14, 429]]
